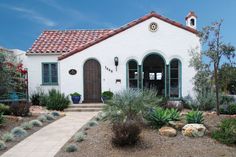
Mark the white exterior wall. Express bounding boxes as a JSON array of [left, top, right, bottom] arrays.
[[26, 55, 60, 95], [59, 17, 200, 101]]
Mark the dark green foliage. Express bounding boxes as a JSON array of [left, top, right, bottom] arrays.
[[220, 95, 235, 106], [112, 120, 141, 146], [228, 103, 236, 115], [186, 110, 204, 124], [0, 112, 4, 124], [10, 101, 30, 117], [212, 119, 236, 145], [70, 92, 81, 96], [30, 93, 40, 106], [44, 89, 70, 111], [145, 107, 180, 128], [102, 91, 113, 100], [168, 108, 180, 121], [0, 103, 10, 115], [87, 120, 98, 127]]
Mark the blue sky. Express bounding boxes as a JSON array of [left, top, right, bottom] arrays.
[[0, 0, 235, 51]]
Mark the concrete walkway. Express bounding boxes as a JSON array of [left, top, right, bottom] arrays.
[[2, 112, 98, 157]]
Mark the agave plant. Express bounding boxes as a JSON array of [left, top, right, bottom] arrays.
[[186, 110, 204, 124], [146, 107, 171, 128], [167, 108, 180, 121]]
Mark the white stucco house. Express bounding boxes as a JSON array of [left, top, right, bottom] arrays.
[[26, 11, 200, 103]]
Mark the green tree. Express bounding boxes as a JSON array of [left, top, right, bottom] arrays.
[[200, 20, 235, 115], [219, 63, 236, 94]]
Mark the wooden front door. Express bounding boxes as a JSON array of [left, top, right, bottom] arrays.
[[83, 59, 101, 103]]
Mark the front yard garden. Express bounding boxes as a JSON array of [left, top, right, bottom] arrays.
[[56, 89, 236, 157]]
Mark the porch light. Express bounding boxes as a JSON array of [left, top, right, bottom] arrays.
[[114, 57, 119, 71]]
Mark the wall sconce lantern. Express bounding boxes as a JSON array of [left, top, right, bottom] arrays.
[[114, 56, 119, 71]]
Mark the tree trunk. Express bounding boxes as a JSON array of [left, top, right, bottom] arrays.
[[214, 64, 220, 115]]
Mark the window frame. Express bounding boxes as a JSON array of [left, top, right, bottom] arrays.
[[41, 62, 58, 85], [127, 59, 139, 89], [169, 59, 182, 98]]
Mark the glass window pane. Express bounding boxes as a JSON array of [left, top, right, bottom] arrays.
[[129, 60, 137, 69], [171, 69, 178, 78], [129, 80, 138, 88], [51, 64, 58, 83], [43, 64, 50, 83], [149, 73, 155, 80], [129, 70, 138, 79], [156, 73, 162, 80], [170, 60, 178, 68]]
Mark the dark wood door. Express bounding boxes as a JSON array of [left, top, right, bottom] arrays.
[[83, 59, 101, 103]]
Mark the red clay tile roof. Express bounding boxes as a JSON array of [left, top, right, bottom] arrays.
[[27, 29, 112, 54], [27, 11, 199, 60]]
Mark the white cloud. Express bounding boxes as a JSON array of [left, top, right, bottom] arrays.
[[1, 5, 56, 27]]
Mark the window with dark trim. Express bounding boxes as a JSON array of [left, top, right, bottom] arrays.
[[170, 59, 181, 97], [128, 60, 138, 89], [42, 63, 58, 85]]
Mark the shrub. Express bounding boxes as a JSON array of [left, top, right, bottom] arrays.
[[29, 120, 43, 127], [74, 131, 86, 142], [0, 140, 6, 150], [212, 119, 236, 145], [167, 108, 180, 121], [0, 112, 4, 125], [2, 132, 14, 142], [87, 120, 98, 127], [51, 111, 60, 117], [10, 101, 30, 116], [145, 107, 171, 128], [102, 91, 113, 100], [37, 115, 47, 122], [112, 120, 141, 146], [228, 103, 236, 115], [220, 95, 235, 106], [21, 122, 33, 130], [30, 93, 40, 106], [70, 92, 81, 97], [0, 103, 10, 115], [11, 127, 27, 138], [44, 89, 70, 111], [45, 114, 55, 121], [65, 144, 77, 152], [186, 110, 204, 124]]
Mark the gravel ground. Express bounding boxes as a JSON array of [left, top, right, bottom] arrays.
[[0, 108, 62, 155], [56, 113, 236, 157]]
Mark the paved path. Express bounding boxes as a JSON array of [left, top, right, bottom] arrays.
[[2, 112, 98, 157]]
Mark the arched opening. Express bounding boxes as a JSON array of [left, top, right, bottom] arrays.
[[190, 18, 195, 26], [127, 60, 138, 89], [142, 53, 166, 96], [83, 59, 101, 103], [169, 59, 181, 98]]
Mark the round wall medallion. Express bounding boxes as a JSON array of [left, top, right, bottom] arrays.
[[149, 22, 158, 32], [69, 69, 77, 75]]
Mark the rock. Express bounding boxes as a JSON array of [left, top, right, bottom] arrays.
[[182, 124, 206, 137], [169, 121, 185, 130], [159, 126, 177, 137], [165, 101, 183, 111]]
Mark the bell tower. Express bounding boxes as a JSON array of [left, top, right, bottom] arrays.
[[186, 11, 197, 29]]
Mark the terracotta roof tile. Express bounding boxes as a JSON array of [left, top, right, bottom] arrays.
[[27, 29, 112, 54]]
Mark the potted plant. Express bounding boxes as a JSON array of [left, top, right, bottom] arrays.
[[102, 91, 113, 102], [70, 92, 81, 104]]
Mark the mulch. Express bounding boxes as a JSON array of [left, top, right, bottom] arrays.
[[56, 113, 236, 157]]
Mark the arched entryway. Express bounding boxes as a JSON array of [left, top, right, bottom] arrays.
[[142, 53, 166, 96], [83, 59, 101, 103]]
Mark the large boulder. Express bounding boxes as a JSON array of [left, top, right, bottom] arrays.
[[159, 126, 177, 137], [182, 124, 206, 137], [169, 121, 185, 130]]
